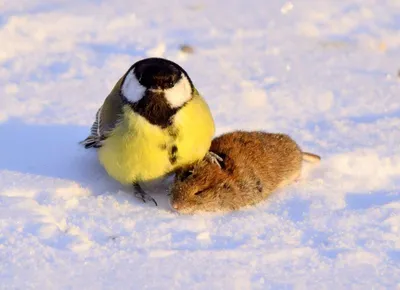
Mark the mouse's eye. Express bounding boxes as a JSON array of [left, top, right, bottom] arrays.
[[194, 187, 210, 197], [194, 189, 206, 196]]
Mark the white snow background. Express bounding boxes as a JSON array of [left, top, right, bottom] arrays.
[[0, 0, 399, 289]]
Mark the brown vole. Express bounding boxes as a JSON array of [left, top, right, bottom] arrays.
[[170, 131, 320, 214]]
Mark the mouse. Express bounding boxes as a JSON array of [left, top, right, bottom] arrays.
[[169, 130, 320, 214]]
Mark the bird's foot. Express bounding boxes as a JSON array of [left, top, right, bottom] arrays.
[[133, 183, 157, 206], [205, 151, 223, 168]]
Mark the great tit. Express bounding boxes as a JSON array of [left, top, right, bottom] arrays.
[[81, 57, 218, 205]]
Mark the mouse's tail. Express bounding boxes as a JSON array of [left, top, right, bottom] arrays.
[[302, 152, 321, 163]]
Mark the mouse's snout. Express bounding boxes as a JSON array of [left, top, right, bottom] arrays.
[[171, 198, 190, 213], [172, 201, 180, 210], [170, 196, 184, 211]]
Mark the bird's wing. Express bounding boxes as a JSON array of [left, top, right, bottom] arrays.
[[79, 105, 107, 149], [91, 106, 102, 137], [80, 76, 125, 149]]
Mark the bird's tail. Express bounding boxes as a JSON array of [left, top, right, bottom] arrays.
[[79, 136, 103, 149], [302, 152, 321, 163]]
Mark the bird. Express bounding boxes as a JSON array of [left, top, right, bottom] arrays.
[[80, 57, 220, 205]]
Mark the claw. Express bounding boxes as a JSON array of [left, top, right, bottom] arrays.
[[205, 151, 223, 167], [133, 183, 158, 206]]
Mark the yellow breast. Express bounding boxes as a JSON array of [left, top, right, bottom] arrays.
[[98, 95, 215, 185]]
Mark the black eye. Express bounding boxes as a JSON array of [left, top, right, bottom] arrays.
[[194, 187, 211, 196], [195, 189, 206, 196]]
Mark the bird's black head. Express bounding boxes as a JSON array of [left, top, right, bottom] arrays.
[[134, 58, 190, 90], [120, 57, 195, 128]]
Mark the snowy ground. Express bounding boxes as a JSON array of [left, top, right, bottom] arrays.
[[1, 0, 400, 289]]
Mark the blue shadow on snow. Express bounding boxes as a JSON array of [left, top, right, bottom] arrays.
[[0, 118, 122, 196], [0, 118, 172, 208]]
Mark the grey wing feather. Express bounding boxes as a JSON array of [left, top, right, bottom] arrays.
[[80, 74, 125, 149], [91, 106, 102, 137], [80, 106, 105, 149]]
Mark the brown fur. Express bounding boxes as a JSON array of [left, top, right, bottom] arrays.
[[170, 131, 320, 214]]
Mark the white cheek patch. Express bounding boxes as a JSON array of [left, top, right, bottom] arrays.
[[164, 74, 192, 108], [121, 69, 147, 103]]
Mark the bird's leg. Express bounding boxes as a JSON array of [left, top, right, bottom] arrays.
[[205, 151, 223, 167], [133, 183, 158, 206]]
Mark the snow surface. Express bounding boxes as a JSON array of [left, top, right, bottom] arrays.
[[1, 0, 400, 289]]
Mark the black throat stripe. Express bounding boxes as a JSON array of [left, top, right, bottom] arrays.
[[169, 145, 178, 165], [131, 91, 178, 129]]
